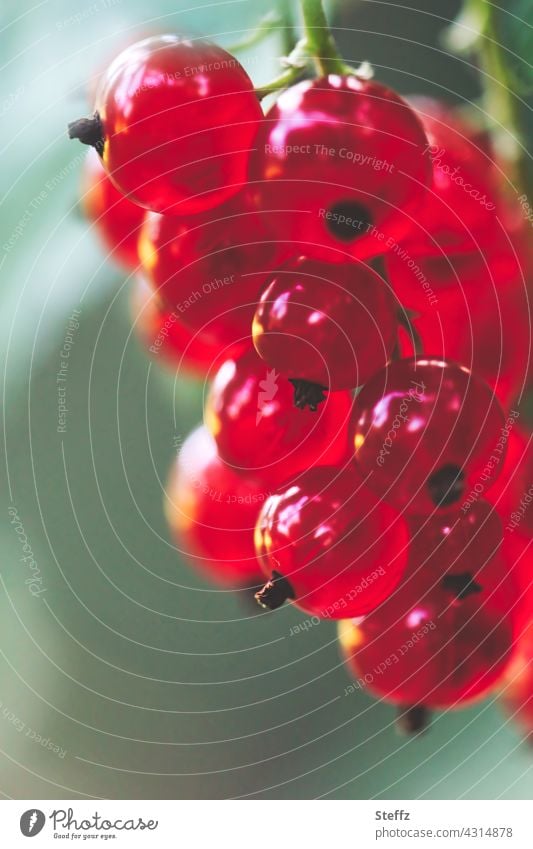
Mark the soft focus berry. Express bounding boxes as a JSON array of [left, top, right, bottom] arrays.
[[164, 425, 268, 586], [254, 466, 409, 617], [81, 150, 144, 269]]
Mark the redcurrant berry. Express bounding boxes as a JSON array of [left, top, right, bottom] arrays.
[[69, 35, 263, 214], [139, 193, 284, 352], [399, 96, 506, 256], [254, 465, 409, 618], [338, 548, 517, 709], [205, 348, 353, 482], [352, 358, 506, 514], [499, 627, 533, 738], [252, 76, 431, 261], [252, 257, 397, 409], [388, 241, 530, 410], [131, 276, 238, 376], [164, 425, 267, 587], [409, 499, 503, 578], [81, 150, 144, 269], [487, 427, 533, 538]]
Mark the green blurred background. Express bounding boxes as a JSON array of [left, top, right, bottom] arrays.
[[0, 0, 531, 799]]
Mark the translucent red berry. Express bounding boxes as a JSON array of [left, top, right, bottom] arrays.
[[131, 276, 235, 376], [252, 257, 397, 409], [69, 35, 263, 214], [254, 466, 409, 618], [352, 357, 506, 514], [139, 193, 283, 352], [81, 150, 144, 269], [338, 549, 517, 709], [205, 348, 353, 482], [252, 76, 431, 261], [165, 426, 268, 587]]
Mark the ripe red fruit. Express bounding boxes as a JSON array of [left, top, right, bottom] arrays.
[[399, 96, 507, 257], [387, 235, 530, 409], [409, 500, 503, 578], [69, 35, 263, 214], [487, 427, 533, 538], [205, 348, 353, 482], [164, 426, 268, 587], [252, 76, 431, 261], [352, 358, 506, 514], [81, 150, 144, 269], [139, 194, 284, 352], [131, 276, 236, 376], [254, 466, 409, 618], [252, 257, 397, 409], [499, 627, 533, 738], [338, 549, 517, 709]]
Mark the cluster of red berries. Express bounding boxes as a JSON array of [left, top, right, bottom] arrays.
[[71, 31, 532, 735]]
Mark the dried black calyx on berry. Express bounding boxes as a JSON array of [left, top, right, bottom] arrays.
[[396, 705, 430, 736], [289, 378, 328, 411], [255, 570, 295, 610], [68, 111, 105, 157], [324, 199, 373, 243], [428, 464, 464, 507], [442, 572, 482, 601]]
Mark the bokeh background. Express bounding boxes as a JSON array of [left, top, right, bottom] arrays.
[[0, 0, 532, 799]]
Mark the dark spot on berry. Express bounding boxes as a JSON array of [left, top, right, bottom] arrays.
[[289, 378, 328, 411], [325, 200, 373, 242], [442, 572, 482, 601], [255, 571, 295, 610], [428, 464, 464, 507], [396, 705, 430, 736], [68, 111, 105, 156]]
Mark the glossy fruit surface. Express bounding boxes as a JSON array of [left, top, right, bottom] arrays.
[[131, 276, 233, 376], [252, 257, 397, 403], [139, 194, 284, 351], [252, 76, 431, 261], [72, 35, 263, 214], [164, 425, 268, 586], [338, 550, 517, 708], [409, 499, 503, 578], [81, 149, 144, 269], [352, 358, 506, 514], [387, 234, 530, 409], [205, 348, 353, 482], [400, 97, 506, 256], [255, 466, 409, 618]]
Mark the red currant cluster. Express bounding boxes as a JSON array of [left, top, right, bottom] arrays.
[[71, 27, 531, 735]]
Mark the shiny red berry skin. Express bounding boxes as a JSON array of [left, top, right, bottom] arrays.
[[338, 550, 517, 709], [139, 194, 285, 352], [399, 97, 507, 257], [81, 150, 144, 269], [487, 426, 533, 538], [388, 234, 530, 409], [131, 276, 238, 376], [352, 358, 506, 514], [252, 257, 397, 398], [73, 35, 263, 214], [252, 76, 431, 261], [164, 426, 267, 586], [409, 499, 503, 578], [205, 348, 353, 482], [254, 466, 409, 618]]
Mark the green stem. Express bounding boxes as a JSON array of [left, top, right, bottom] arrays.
[[299, 0, 345, 76], [475, 1, 532, 202], [255, 66, 306, 100], [226, 11, 285, 54]]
